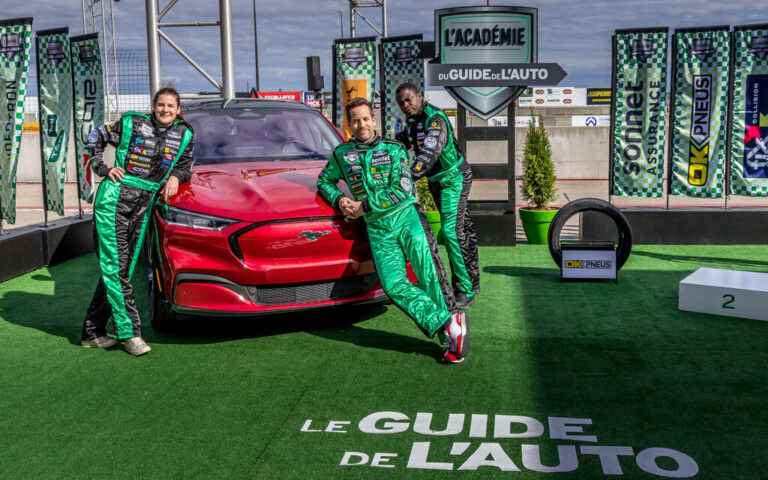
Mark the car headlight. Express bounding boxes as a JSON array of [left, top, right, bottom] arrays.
[[160, 205, 239, 231]]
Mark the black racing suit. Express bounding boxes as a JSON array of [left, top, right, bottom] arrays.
[[397, 103, 480, 300], [82, 112, 194, 341]]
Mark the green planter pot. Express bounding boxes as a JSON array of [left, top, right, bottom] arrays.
[[424, 210, 444, 244], [519, 208, 558, 244]]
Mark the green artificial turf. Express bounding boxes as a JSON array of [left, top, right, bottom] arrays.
[[1, 245, 767, 479]]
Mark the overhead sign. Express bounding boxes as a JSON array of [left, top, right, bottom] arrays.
[[572, 115, 610, 127], [256, 90, 301, 102], [517, 87, 586, 107], [302, 91, 322, 108], [428, 62, 566, 87], [433, 6, 542, 120], [587, 88, 612, 105]]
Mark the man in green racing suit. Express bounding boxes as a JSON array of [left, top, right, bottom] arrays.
[[396, 83, 479, 308], [317, 97, 469, 364]]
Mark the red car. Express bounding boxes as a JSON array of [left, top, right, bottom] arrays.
[[148, 99, 385, 329]]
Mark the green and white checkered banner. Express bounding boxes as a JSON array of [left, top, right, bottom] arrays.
[[333, 37, 376, 141], [610, 29, 668, 198], [669, 28, 730, 198], [380, 35, 423, 140], [70, 33, 103, 203], [729, 25, 768, 197], [36, 28, 72, 216], [0, 17, 32, 225]]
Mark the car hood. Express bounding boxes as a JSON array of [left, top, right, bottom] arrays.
[[168, 160, 343, 223]]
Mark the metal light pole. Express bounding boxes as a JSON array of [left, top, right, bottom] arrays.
[[220, 0, 234, 100], [348, 0, 387, 38], [146, 0, 160, 96], [253, 0, 260, 91]]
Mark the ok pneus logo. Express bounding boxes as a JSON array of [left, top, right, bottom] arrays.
[[687, 36, 717, 186], [688, 74, 713, 186]]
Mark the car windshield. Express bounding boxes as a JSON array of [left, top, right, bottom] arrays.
[[185, 107, 340, 165]]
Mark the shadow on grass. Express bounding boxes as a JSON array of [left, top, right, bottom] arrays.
[[0, 255, 435, 356], [631, 249, 768, 269]]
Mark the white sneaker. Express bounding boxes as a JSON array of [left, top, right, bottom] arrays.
[[121, 337, 152, 356], [80, 336, 118, 349]]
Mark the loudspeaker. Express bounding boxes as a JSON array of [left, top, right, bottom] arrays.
[[306, 56, 324, 91]]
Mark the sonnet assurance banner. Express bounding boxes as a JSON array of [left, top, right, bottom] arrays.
[[36, 27, 72, 216], [610, 29, 668, 198], [70, 33, 103, 203], [0, 17, 32, 224], [380, 35, 423, 140], [730, 25, 768, 197], [333, 37, 376, 141], [669, 28, 730, 198]]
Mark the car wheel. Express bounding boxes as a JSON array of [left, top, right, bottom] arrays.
[[149, 269, 177, 333]]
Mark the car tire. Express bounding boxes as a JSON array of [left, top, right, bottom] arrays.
[[547, 197, 633, 271], [149, 269, 177, 333]]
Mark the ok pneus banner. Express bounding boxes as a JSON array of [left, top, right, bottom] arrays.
[[379, 35, 423, 140], [333, 37, 376, 141], [610, 28, 668, 198], [70, 33, 103, 203], [0, 17, 32, 225], [36, 27, 72, 216], [730, 24, 768, 197], [669, 27, 730, 198]]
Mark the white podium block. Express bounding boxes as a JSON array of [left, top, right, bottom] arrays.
[[679, 268, 768, 322]]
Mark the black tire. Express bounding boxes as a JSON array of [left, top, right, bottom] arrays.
[[547, 198, 633, 271], [149, 269, 177, 333]]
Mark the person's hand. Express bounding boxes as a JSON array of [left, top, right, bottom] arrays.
[[338, 197, 355, 216], [161, 176, 180, 203], [107, 167, 125, 182], [346, 200, 363, 219], [338, 196, 363, 221]]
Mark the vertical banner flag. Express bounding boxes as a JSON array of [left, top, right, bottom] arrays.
[[610, 28, 668, 197], [332, 37, 376, 140], [669, 27, 731, 197], [70, 33, 103, 203], [0, 17, 32, 225], [730, 24, 768, 196], [379, 35, 423, 140], [36, 28, 72, 216]]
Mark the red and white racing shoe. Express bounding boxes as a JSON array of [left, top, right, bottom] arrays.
[[441, 310, 469, 364]]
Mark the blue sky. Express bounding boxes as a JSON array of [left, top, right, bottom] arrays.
[[8, 0, 768, 93]]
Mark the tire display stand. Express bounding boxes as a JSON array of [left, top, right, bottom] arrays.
[[548, 198, 633, 281]]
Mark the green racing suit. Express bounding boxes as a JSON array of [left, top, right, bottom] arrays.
[[317, 135, 456, 337], [397, 103, 480, 300], [81, 112, 193, 341]]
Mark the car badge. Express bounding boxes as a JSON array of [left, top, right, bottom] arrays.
[[299, 230, 332, 242]]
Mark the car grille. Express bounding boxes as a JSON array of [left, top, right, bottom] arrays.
[[246, 273, 379, 305]]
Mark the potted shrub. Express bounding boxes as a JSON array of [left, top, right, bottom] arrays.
[[416, 177, 443, 243], [519, 116, 558, 244]]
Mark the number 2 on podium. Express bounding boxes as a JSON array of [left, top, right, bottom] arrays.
[[721, 294, 735, 310]]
